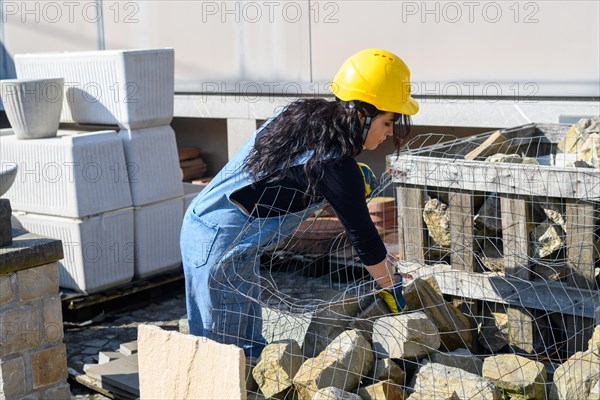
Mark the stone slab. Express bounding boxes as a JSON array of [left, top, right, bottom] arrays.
[[85, 354, 139, 396], [0, 199, 12, 247], [137, 324, 246, 400], [98, 351, 126, 364], [119, 341, 138, 356], [0, 230, 63, 274]]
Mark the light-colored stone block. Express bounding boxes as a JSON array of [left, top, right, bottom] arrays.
[[430, 348, 483, 376], [42, 296, 64, 344], [262, 306, 311, 347], [552, 350, 599, 400], [293, 330, 373, 400], [0, 303, 42, 356], [349, 296, 390, 342], [138, 324, 246, 400], [406, 390, 460, 400], [31, 344, 68, 389], [312, 387, 362, 400], [370, 358, 405, 385], [0, 274, 13, 305], [98, 351, 125, 364], [358, 380, 406, 400], [119, 341, 138, 356], [17, 263, 58, 302], [588, 325, 600, 353], [482, 354, 546, 399], [0, 356, 26, 398], [253, 340, 303, 398], [372, 312, 440, 359], [413, 362, 500, 400]]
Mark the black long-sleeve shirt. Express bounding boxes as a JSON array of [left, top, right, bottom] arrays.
[[230, 157, 387, 265]]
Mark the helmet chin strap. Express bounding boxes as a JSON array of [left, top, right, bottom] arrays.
[[340, 100, 374, 146], [362, 116, 372, 146]]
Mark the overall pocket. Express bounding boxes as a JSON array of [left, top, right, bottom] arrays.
[[181, 213, 219, 268]]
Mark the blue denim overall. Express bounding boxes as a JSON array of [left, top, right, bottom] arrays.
[[180, 117, 326, 358]]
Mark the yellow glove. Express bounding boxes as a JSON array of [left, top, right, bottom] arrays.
[[378, 273, 407, 314]]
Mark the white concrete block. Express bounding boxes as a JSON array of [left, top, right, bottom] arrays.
[[15, 49, 174, 129], [117, 126, 183, 206], [14, 209, 134, 293], [0, 129, 132, 218], [134, 197, 183, 278]]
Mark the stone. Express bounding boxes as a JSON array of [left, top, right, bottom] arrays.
[[312, 387, 362, 400], [17, 263, 59, 302], [413, 362, 500, 400], [531, 220, 564, 258], [31, 344, 68, 389], [42, 296, 64, 344], [293, 330, 373, 400], [558, 115, 600, 154], [358, 380, 405, 400], [86, 354, 139, 396], [474, 193, 502, 234], [482, 354, 546, 399], [0, 303, 42, 356], [0, 232, 63, 275], [262, 306, 311, 348], [478, 312, 512, 353], [430, 348, 482, 376], [138, 324, 246, 400], [178, 315, 189, 334], [552, 350, 599, 400], [485, 153, 530, 164], [349, 296, 390, 342], [406, 391, 460, 400], [253, 340, 303, 398], [98, 351, 125, 364], [0, 356, 26, 398], [422, 199, 451, 248], [301, 292, 362, 358], [369, 358, 405, 385], [403, 277, 473, 351], [587, 325, 600, 353], [579, 132, 600, 168], [0, 273, 13, 305], [372, 312, 440, 359], [120, 341, 138, 355], [40, 382, 72, 399]]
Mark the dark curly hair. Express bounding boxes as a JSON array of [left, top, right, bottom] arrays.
[[244, 98, 411, 195]]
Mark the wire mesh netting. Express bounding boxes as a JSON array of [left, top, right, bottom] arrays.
[[206, 121, 599, 400]]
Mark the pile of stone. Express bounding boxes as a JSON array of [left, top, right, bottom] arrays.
[[557, 115, 600, 168], [246, 277, 600, 400]]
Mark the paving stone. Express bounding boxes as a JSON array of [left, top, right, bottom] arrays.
[[119, 341, 138, 355], [98, 350, 126, 364], [0, 356, 26, 398], [482, 354, 546, 399], [85, 354, 139, 397], [372, 312, 440, 359], [31, 344, 68, 389], [138, 324, 245, 400], [430, 348, 483, 376], [85, 339, 109, 348]]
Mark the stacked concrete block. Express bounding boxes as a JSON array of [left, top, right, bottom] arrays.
[[1, 130, 135, 293], [1, 237, 70, 399]]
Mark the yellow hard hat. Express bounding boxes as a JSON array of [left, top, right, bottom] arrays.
[[330, 48, 419, 116]]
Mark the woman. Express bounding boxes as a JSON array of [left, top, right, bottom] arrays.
[[180, 48, 419, 358]]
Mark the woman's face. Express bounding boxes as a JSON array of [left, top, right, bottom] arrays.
[[363, 112, 395, 151]]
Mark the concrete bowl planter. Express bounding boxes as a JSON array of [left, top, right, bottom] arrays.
[[0, 161, 18, 197], [0, 78, 64, 139]]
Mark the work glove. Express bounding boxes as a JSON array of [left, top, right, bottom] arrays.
[[378, 273, 407, 314], [358, 162, 378, 198]]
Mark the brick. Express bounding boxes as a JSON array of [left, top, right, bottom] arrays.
[[41, 383, 71, 399], [0, 356, 26, 398], [17, 263, 58, 303], [0, 274, 13, 306], [31, 344, 68, 389], [0, 303, 42, 356], [42, 296, 64, 344], [138, 324, 245, 400]]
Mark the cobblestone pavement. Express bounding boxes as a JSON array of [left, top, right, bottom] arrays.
[[65, 261, 364, 398]]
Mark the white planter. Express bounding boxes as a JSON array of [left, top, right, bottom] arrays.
[[0, 78, 63, 139], [0, 129, 133, 218], [134, 197, 183, 278], [15, 49, 174, 129], [14, 209, 135, 293], [117, 125, 183, 206]]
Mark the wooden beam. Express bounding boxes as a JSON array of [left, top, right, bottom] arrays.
[[396, 265, 600, 319], [449, 192, 475, 272], [565, 201, 596, 289], [390, 156, 600, 199], [396, 186, 425, 264], [500, 196, 531, 280], [464, 131, 509, 160]]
